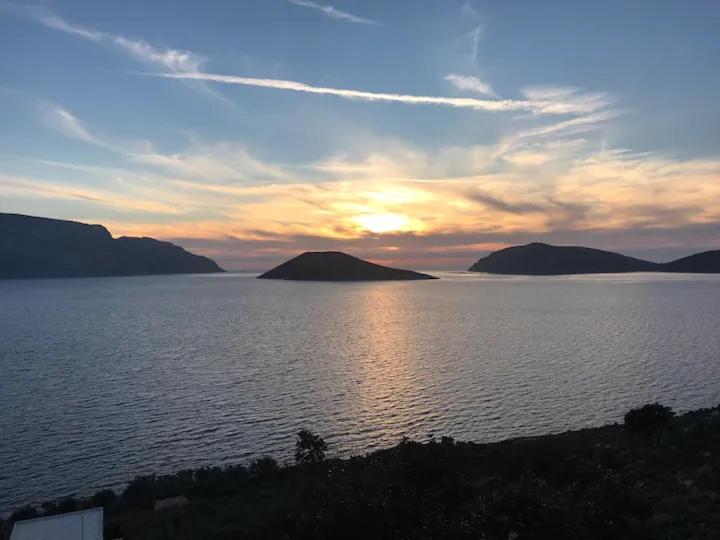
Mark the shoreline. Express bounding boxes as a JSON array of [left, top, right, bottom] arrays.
[[2, 403, 719, 539]]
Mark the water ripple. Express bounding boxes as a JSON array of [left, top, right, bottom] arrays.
[[1, 272, 720, 512]]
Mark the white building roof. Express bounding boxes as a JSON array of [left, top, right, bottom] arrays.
[[10, 507, 103, 540]]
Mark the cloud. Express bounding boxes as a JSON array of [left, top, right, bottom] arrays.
[[6, 4, 234, 105], [13, 138, 720, 270], [520, 85, 613, 115], [461, 1, 480, 17], [0, 174, 105, 203], [134, 219, 720, 271], [35, 96, 711, 261], [468, 25, 483, 64], [446, 74, 496, 97], [521, 85, 579, 101], [36, 101, 165, 154], [33, 12, 103, 41], [514, 110, 619, 140], [31, 102, 287, 189], [288, 0, 378, 25], [38, 102, 116, 150], [157, 71, 611, 115], [16, 7, 205, 72], [109, 35, 204, 72], [466, 190, 543, 214], [501, 151, 553, 167], [8, 61, 718, 271], [0, 173, 182, 215], [129, 142, 286, 183]]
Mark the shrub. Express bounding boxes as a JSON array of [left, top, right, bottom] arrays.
[[122, 475, 159, 510], [57, 497, 79, 513], [40, 501, 57, 515], [249, 456, 279, 478], [91, 489, 117, 509], [10, 505, 38, 522], [295, 430, 328, 465], [624, 403, 675, 434], [440, 436, 455, 446]]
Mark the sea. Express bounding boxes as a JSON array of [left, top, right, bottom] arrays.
[[1, 271, 719, 512]]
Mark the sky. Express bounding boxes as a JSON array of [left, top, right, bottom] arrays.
[[1, 0, 719, 270]]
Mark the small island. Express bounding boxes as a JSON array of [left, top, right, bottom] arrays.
[[469, 242, 720, 275], [258, 251, 437, 281], [0, 213, 224, 279]]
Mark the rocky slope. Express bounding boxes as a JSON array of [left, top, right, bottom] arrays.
[[0, 213, 223, 278], [258, 251, 436, 281]]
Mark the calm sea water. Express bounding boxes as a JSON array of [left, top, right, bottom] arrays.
[[1, 271, 720, 512]]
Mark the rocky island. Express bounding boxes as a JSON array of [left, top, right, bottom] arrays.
[[258, 251, 437, 281], [0, 213, 224, 279], [469, 242, 720, 275]]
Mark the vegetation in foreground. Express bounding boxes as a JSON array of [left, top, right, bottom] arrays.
[[2, 403, 719, 539]]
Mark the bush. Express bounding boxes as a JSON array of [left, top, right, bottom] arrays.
[[10, 505, 38, 522], [40, 501, 57, 515], [91, 489, 117, 509], [624, 403, 674, 434], [295, 430, 328, 465], [122, 475, 159, 510], [57, 497, 79, 513], [249, 456, 279, 478]]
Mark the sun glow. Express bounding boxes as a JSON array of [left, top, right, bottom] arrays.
[[354, 213, 409, 234]]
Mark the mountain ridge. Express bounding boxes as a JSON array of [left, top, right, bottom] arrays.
[[0, 213, 224, 279], [469, 242, 720, 275]]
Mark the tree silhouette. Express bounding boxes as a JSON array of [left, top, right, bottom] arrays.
[[624, 403, 674, 436], [295, 429, 328, 465]]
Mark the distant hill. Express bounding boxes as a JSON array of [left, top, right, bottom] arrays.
[[661, 250, 720, 273], [468, 242, 720, 275], [0, 213, 224, 279], [468, 243, 659, 275], [258, 251, 437, 281]]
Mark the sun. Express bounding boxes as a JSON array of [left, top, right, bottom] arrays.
[[354, 213, 409, 234]]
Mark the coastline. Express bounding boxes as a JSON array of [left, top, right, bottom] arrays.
[[3, 403, 719, 539]]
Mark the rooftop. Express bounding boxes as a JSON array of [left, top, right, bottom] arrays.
[[10, 507, 103, 540]]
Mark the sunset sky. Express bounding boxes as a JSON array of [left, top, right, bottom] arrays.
[[1, 0, 719, 270]]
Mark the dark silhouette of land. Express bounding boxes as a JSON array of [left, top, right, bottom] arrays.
[[6, 214, 719, 279], [3, 403, 718, 540], [469, 242, 720, 275], [258, 251, 437, 281], [662, 249, 720, 273], [0, 213, 223, 278]]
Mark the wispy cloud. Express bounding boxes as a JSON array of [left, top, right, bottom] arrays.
[[468, 24, 483, 64], [157, 71, 610, 115], [0, 174, 105, 203], [461, 1, 480, 17], [129, 142, 286, 184], [3, 4, 235, 105], [445, 74, 496, 97], [34, 101, 283, 184], [11, 127, 720, 270], [514, 110, 619, 140], [466, 189, 543, 214], [0, 173, 182, 215], [13, 6, 205, 72], [38, 102, 116, 151], [35, 12, 103, 41], [288, 0, 378, 25], [109, 35, 204, 72]]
